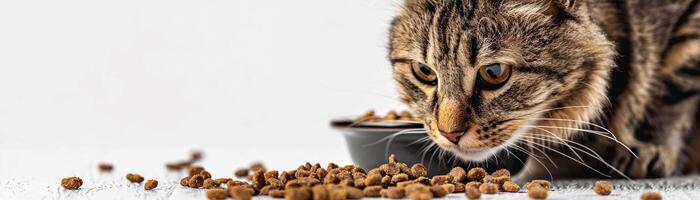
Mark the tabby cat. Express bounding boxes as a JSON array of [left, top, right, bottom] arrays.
[[389, 0, 700, 179]]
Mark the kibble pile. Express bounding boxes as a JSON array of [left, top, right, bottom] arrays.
[[194, 154, 548, 200], [60, 152, 665, 200]]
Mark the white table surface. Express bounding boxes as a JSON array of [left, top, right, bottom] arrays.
[[2, 146, 700, 200]]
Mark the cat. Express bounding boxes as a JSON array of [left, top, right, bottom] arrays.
[[388, 0, 700, 179]]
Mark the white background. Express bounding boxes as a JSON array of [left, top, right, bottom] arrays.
[[0, 0, 405, 150]]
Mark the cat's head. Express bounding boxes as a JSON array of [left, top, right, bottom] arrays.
[[389, 0, 614, 161]]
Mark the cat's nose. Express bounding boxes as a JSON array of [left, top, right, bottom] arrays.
[[436, 98, 469, 143], [439, 129, 465, 143]]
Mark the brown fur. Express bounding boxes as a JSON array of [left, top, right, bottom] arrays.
[[389, 0, 700, 179]]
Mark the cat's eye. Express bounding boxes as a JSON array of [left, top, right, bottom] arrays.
[[411, 62, 437, 85], [478, 63, 511, 87]]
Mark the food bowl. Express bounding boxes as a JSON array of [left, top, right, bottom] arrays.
[[331, 118, 526, 176]]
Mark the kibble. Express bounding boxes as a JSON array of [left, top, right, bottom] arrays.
[[478, 183, 498, 194], [448, 167, 467, 182], [346, 187, 364, 199], [214, 178, 232, 185], [409, 192, 432, 200], [188, 175, 205, 188], [491, 169, 510, 177], [391, 173, 409, 184], [466, 181, 481, 190], [363, 185, 383, 197], [180, 177, 190, 186], [98, 163, 113, 172], [61, 177, 82, 190], [206, 188, 229, 200], [525, 180, 551, 191], [144, 179, 158, 190], [528, 186, 548, 199], [285, 187, 311, 200], [313, 185, 329, 200], [410, 164, 427, 178], [380, 187, 405, 199], [467, 168, 487, 182], [166, 161, 187, 170], [430, 175, 453, 185], [465, 187, 481, 200], [502, 181, 519, 193], [230, 186, 254, 200], [188, 165, 205, 176], [442, 183, 455, 193], [203, 179, 219, 189], [126, 173, 144, 183], [429, 185, 449, 197], [269, 189, 285, 198], [235, 168, 249, 177], [453, 182, 465, 193], [250, 162, 266, 172], [593, 181, 612, 195], [640, 192, 663, 200]]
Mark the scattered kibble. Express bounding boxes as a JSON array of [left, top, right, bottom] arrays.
[[491, 169, 510, 178], [502, 181, 520, 193], [61, 177, 82, 190], [640, 192, 663, 200], [528, 185, 549, 199], [465, 187, 481, 199], [594, 181, 612, 195], [430, 185, 449, 197], [235, 168, 249, 177], [98, 163, 113, 172], [380, 187, 405, 199], [125, 173, 144, 183], [206, 188, 229, 200], [479, 183, 498, 194], [525, 180, 551, 191], [467, 167, 487, 182], [144, 179, 158, 190]]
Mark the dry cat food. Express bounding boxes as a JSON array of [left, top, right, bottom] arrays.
[[354, 110, 415, 123], [61, 177, 83, 190], [502, 181, 520, 192], [465, 187, 480, 199], [640, 192, 663, 200], [467, 167, 487, 182], [528, 185, 549, 199], [207, 188, 229, 200], [478, 182, 498, 194], [155, 153, 562, 200], [165, 150, 204, 171], [98, 163, 113, 172], [593, 181, 612, 195], [525, 180, 551, 191], [144, 179, 158, 190], [125, 173, 144, 183]]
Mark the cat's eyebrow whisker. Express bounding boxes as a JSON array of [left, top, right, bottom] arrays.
[[521, 125, 638, 159]]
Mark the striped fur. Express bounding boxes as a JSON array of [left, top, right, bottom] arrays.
[[389, 0, 700, 179]]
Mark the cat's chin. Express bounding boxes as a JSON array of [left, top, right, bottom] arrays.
[[448, 148, 498, 162]]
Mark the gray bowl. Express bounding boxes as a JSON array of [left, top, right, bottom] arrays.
[[331, 118, 526, 176]]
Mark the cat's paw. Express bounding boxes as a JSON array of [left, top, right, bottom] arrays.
[[609, 143, 676, 178]]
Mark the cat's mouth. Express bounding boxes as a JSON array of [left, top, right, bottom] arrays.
[[429, 119, 535, 162]]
